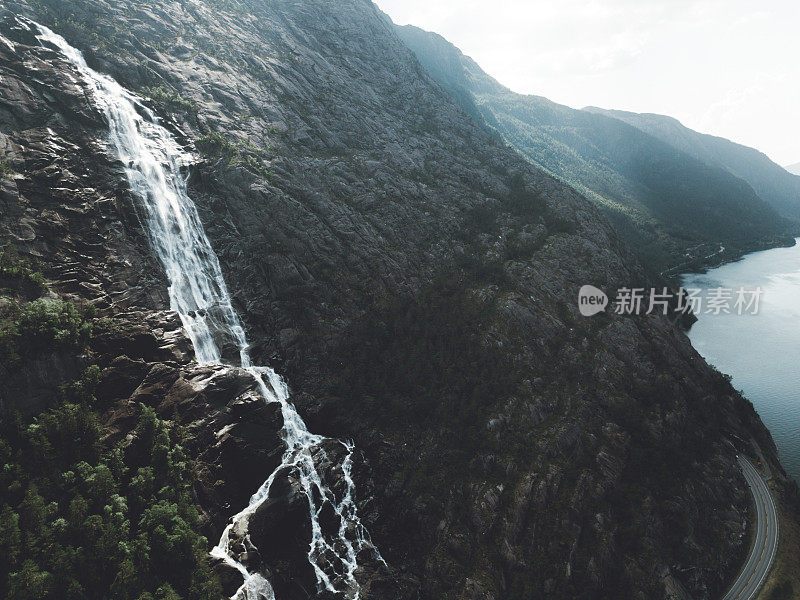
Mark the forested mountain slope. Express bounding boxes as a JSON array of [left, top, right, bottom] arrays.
[[586, 107, 800, 222], [395, 23, 796, 272]]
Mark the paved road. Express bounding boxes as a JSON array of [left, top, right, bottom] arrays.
[[722, 456, 779, 600]]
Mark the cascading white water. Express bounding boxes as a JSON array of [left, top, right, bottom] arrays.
[[33, 20, 382, 600]]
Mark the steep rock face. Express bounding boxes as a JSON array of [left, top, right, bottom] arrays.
[[0, 13, 165, 416], [0, 1, 789, 599], [0, 16, 404, 598], [393, 23, 797, 272], [0, 16, 164, 311]]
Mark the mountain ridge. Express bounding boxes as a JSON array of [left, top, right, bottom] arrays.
[[394, 22, 797, 273], [584, 106, 800, 222]]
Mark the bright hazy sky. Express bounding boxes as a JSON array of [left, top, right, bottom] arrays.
[[375, 0, 799, 166]]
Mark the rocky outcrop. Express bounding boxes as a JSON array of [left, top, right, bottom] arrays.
[[0, 2, 791, 599]]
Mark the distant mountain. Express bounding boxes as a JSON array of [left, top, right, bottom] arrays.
[[394, 24, 796, 272], [787, 162, 800, 176], [585, 108, 800, 222]]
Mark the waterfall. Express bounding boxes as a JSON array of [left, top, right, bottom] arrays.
[[32, 20, 381, 600]]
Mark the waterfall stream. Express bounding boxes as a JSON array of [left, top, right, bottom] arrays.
[[33, 20, 380, 600]]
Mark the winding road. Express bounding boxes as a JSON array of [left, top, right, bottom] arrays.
[[721, 456, 779, 600]]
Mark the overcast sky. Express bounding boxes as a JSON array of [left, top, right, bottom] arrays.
[[375, 0, 799, 166]]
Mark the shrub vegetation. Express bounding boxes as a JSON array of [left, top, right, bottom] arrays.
[[0, 369, 221, 599]]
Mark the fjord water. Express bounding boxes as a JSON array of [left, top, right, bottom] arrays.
[[34, 21, 379, 600], [683, 239, 800, 481]]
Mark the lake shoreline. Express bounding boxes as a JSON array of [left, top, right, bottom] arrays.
[[682, 238, 800, 481], [665, 233, 798, 283]]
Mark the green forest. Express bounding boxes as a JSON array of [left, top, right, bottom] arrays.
[[0, 248, 220, 600]]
